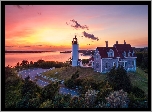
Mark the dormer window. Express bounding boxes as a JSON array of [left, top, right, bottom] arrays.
[[96, 53, 99, 58], [128, 50, 131, 57], [123, 51, 126, 57], [107, 49, 114, 57]]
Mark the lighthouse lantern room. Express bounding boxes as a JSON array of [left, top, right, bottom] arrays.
[[72, 35, 79, 66]]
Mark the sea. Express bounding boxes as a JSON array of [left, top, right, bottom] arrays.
[[5, 51, 91, 67]]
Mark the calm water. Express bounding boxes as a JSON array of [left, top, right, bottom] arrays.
[[5, 51, 91, 67]]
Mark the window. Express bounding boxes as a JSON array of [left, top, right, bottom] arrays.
[[106, 63, 108, 68], [128, 51, 131, 57], [123, 51, 126, 57], [108, 49, 114, 57], [128, 52, 130, 57], [96, 63, 99, 68], [113, 62, 116, 66], [125, 62, 127, 67]]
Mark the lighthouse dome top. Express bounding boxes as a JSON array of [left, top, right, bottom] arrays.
[[72, 35, 78, 44]]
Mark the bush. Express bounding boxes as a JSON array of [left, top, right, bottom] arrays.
[[131, 86, 145, 98], [128, 93, 148, 108], [105, 89, 129, 108], [39, 99, 53, 108], [41, 82, 59, 101], [84, 89, 98, 108], [64, 79, 75, 88], [107, 66, 132, 93]]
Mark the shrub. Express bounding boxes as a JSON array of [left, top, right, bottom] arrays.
[[107, 66, 132, 93], [131, 86, 145, 98], [128, 92, 148, 108], [105, 89, 129, 108], [84, 89, 99, 108]]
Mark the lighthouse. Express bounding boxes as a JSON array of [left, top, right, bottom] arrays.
[[72, 35, 79, 66]]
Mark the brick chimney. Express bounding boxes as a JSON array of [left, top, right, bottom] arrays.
[[105, 41, 108, 47], [124, 40, 126, 44], [116, 41, 118, 44]]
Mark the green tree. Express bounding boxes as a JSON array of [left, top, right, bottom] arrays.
[[96, 81, 113, 104], [20, 60, 29, 68], [21, 76, 41, 98], [128, 92, 148, 108], [52, 94, 71, 108], [69, 96, 86, 108], [107, 66, 132, 93], [39, 99, 53, 108], [41, 82, 59, 101]]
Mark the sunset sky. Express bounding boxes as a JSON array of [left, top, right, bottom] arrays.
[[5, 5, 148, 51]]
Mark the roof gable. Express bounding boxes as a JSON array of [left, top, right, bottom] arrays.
[[95, 44, 136, 59], [96, 47, 119, 58], [114, 44, 136, 58]]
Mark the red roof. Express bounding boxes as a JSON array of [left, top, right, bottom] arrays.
[[96, 44, 136, 59], [113, 44, 136, 58], [97, 47, 119, 58]]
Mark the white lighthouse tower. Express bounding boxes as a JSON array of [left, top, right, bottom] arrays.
[[72, 35, 79, 66]]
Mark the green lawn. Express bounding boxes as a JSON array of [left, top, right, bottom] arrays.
[[128, 67, 148, 95], [42, 66, 106, 81], [42, 66, 148, 96]]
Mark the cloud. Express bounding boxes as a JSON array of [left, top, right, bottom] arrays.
[[10, 27, 35, 38], [82, 31, 99, 41], [14, 5, 32, 9], [67, 19, 89, 30], [6, 46, 14, 47], [24, 46, 31, 47], [14, 5, 23, 9]]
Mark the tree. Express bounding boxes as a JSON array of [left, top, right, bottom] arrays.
[[96, 81, 113, 103], [128, 92, 148, 108], [52, 94, 71, 108], [20, 60, 29, 68], [30, 61, 33, 65], [39, 99, 53, 108], [107, 66, 132, 93], [41, 82, 59, 101], [69, 96, 86, 108], [21, 76, 41, 98]]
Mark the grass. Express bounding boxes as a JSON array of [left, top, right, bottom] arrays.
[[42, 66, 107, 81], [42, 66, 148, 95], [128, 67, 148, 95]]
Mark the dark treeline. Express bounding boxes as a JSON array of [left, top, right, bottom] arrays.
[[12, 59, 70, 71], [135, 52, 148, 73]]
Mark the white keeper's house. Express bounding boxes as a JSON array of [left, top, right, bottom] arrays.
[[89, 40, 137, 73]]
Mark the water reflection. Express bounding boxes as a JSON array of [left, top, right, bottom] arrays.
[[5, 51, 91, 66]]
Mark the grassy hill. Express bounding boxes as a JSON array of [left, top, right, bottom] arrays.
[[42, 66, 148, 95], [42, 66, 106, 81], [128, 67, 148, 96]]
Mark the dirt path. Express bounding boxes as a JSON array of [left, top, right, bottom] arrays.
[[35, 75, 66, 87]]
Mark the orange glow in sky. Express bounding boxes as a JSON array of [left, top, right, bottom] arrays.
[[5, 5, 148, 51]]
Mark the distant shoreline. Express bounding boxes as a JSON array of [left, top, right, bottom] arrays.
[[5, 51, 55, 53]]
